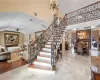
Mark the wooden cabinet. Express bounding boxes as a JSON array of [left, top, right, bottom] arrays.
[[60, 44, 62, 50], [65, 42, 68, 50], [92, 72, 100, 80]]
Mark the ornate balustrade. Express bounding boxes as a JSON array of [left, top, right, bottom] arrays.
[[51, 20, 65, 66], [28, 18, 58, 65], [28, 1, 100, 66], [64, 1, 100, 25]]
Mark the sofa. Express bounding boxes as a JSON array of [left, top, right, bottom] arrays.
[[0, 44, 26, 62], [0, 51, 11, 61], [0, 45, 11, 61]]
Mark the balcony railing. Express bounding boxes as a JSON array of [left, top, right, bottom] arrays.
[[64, 1, 100, 25]]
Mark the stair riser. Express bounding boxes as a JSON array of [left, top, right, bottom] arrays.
[[28, 68, 55, 74], [40, 52, 51, 55], [34, 62, 52, 69], [37, 56, 50, 60], [40, 54, 51, 58], [43, 48, 51, 52], [40, 52, 51, 57], [47, 42, 51, 44], [34, 65, 52, 70], [37, 57, 51, 63], [45, 47, 51, 49], [45, 45, 51, 48]]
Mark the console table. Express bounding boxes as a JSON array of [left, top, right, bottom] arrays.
[[7, 50, 24, 63], [91, 66, 100, 80]]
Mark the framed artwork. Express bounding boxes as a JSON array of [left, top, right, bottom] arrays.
[[4, 33, 19, 47]]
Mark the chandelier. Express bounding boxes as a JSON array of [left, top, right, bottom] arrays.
[[50, 0, 58, 11]]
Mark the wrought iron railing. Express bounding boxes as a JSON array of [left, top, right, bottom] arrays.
[[28, 1, 100, 67], [51, 21, 65, 67], [28, 17, 58, 65], [64, 1, 100, 25]]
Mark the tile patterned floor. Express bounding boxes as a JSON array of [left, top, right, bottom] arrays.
[[0, 49, 91, 80]]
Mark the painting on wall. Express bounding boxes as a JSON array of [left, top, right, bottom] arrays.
[[4, 33, 19, 47]]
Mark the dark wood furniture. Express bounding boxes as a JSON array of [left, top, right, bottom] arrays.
[[91, 51, 100, 80], [60, 44, 62, 51], [91, 66, 100, 80], [75, 29, 91, 54], [65, 42, 68, 50]]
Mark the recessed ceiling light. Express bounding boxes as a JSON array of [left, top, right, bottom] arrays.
[[34, 12, 37, 16], [91, 26, 95, 28], [29, 19, 33, 21]]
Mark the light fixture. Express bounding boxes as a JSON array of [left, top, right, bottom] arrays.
[[91, 26, 95, 28], [77, 31, 86, 39], [50, 0, 58, 11]]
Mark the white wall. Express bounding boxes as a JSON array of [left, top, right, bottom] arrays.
[[59, 0, 100, 15], [66, 19, 100, 30]]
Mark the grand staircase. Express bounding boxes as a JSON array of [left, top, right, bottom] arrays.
[[28, 17, 66, 74]]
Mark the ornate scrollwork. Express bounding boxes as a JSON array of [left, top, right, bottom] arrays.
[[65, 1, 100, 25], [28, 18, 58, 64], [51, 22, 65, 66]]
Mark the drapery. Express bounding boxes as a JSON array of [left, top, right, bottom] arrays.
[[91, 30, 99, 43], [91, 30, 100, 50]]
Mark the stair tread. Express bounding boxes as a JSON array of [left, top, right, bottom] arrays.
[[40, 50, 51, 53], [45, 47, 51, 49], [45, 46, 51, 48], [45, 44, 51, 46], [41, 51, 51, 53], [42, 48, 51, 52], [28, 64, 56, 71], [38, 54, 51, 58], [37, 55, 51, 58], [43, 48, 51, 49], [34, 59, 50, 64]]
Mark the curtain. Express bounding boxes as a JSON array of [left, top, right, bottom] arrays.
[[91, 30, 99, 43]]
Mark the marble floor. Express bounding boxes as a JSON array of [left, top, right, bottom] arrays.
[[0, 59, 27, 74], [0, 49, 91, 80]]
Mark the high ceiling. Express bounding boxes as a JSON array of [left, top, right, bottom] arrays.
[[0, 0, 62, 33], [0, 0, 55, 22], [58, 0, 100, 15], [0, 0, 99, 33], [0, 12, 49, 34]]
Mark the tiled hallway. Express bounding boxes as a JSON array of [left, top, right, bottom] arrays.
[[0, 49, 91, 80]]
